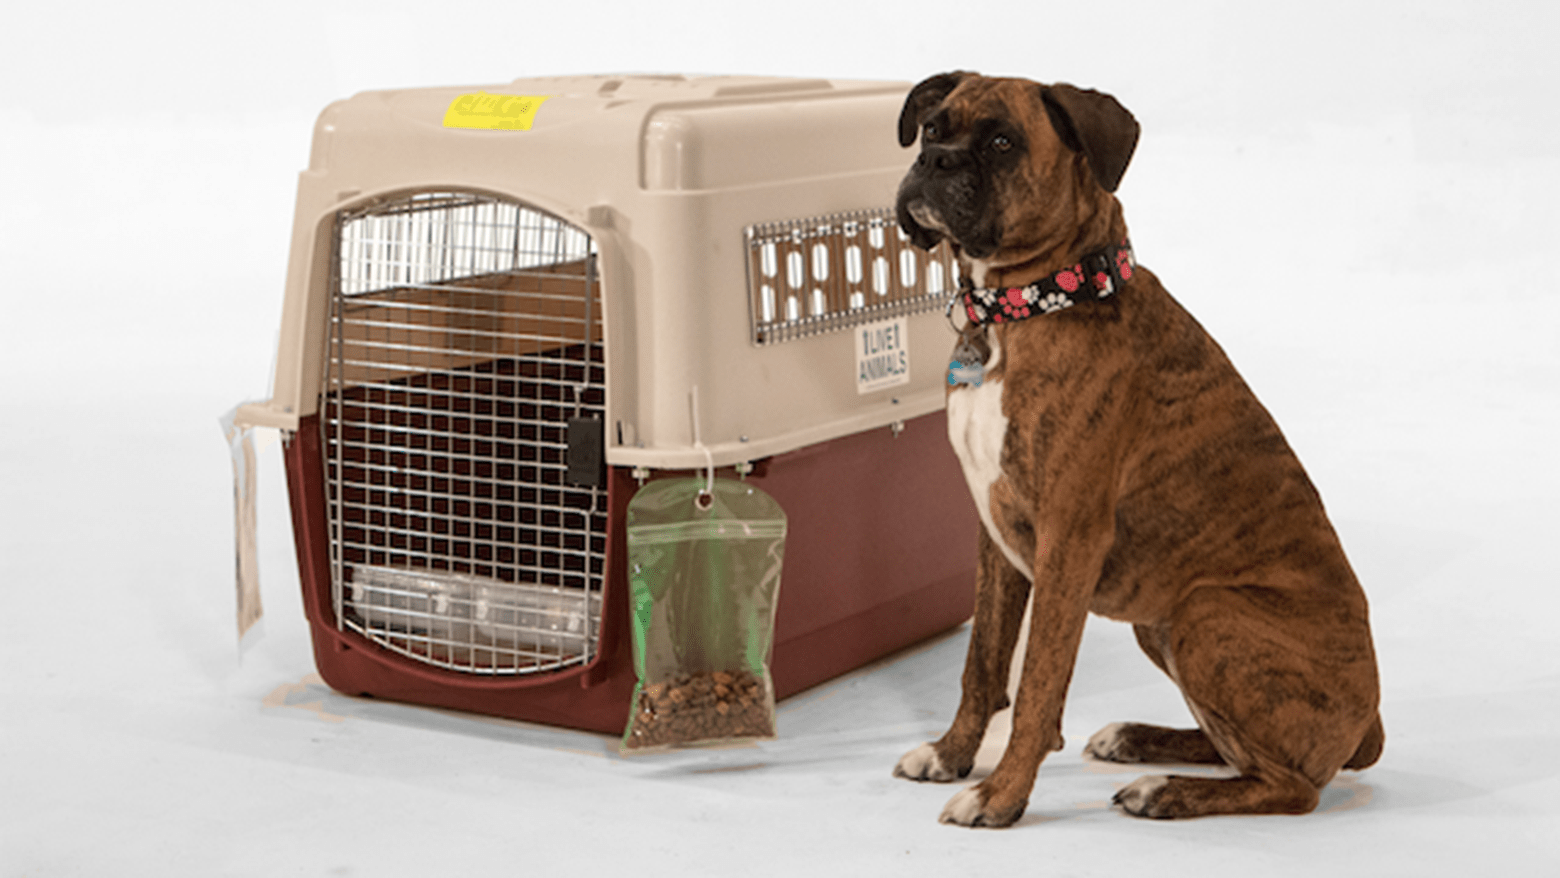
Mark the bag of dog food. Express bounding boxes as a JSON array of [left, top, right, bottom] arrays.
[[621, 477, 787, 751]]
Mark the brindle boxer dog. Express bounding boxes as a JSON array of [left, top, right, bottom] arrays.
[[891, 71, 1383, 827]]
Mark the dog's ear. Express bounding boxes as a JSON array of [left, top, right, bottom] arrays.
[[1039, 84, 1140, 193], [899, 71, 974, 147]]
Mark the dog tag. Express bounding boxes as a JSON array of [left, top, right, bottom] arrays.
[[946, 326, 990, 388]]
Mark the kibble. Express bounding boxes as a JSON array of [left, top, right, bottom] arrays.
[[625, 669, 773, 749]]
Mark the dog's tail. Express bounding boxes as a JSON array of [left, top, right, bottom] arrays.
[[1343, 713, 1385, 770]]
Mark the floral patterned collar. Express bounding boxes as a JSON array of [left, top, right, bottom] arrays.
[[956, 240, 1135, 327]]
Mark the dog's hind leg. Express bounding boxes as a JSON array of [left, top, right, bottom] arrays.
[[1085, 623, 1226, 765], [894, 526, 1031, 783], [1085, 722, 1224, 765], [1114, 582, 1380, 819], [1114, 765, 1320, 818]]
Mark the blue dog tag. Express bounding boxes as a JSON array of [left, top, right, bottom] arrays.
[[948, 359, 984, 388]]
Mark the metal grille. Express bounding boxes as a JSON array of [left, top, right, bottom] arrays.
[[746, 208, 959, 345], [323, 191, 606, 675]]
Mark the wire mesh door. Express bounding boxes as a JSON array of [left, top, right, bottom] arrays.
[[323, 191, 606, 675]]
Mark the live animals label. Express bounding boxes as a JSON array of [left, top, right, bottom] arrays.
[[856, 317, 910, 394]]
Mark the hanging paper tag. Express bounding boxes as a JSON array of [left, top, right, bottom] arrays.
[[220, 405, 264, 641]]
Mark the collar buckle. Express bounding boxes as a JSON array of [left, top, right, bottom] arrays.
[[1084, 245, 1128, 298]]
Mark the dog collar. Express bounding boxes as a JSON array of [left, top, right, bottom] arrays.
[[953, 240, 1135, 327]]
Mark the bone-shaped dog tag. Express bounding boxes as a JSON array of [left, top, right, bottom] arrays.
[[946, 327, 990, 388]]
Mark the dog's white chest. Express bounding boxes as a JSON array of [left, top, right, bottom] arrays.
[[946, 334, 1034, 580]]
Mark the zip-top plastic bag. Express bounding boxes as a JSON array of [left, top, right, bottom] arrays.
[[621, 477, 787, 751]]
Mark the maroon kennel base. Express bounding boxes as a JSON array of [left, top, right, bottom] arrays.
[[284, 410, 976, 735]]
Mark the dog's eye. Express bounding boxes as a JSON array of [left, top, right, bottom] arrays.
[[991, 134, 1012, 152], [923, 121, 939, 141]]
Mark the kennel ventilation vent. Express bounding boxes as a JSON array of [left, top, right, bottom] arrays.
[[746, 209, 958, 345], [323, 191, 606, 675]]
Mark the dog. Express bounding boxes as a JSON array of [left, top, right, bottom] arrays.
[[890, 71, 1383, 827]]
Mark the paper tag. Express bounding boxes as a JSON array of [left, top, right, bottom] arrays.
[[443, 93, 552, 130], [856, 317, 910, 394], [220, 405, 264, 641]]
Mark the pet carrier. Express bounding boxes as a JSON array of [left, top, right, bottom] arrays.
[[234, 74, 978, 733]]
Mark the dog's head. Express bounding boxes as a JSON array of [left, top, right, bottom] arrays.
[[895, 72, 1139, 264]]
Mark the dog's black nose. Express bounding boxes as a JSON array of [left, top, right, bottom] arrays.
[[919, 146, 970, 173]]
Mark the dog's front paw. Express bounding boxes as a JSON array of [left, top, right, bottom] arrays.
[[939, 784, 1027, 828], [893, 743, 963, 782], [1112, 775, 1171, 818]]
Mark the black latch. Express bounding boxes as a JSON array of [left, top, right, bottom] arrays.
[[567, 417, 607, 488]]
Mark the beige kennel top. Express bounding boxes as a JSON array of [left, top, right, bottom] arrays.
[[236, 74, 960, 469]]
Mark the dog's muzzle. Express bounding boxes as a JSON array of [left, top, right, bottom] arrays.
[[896, 147, 995, 257]]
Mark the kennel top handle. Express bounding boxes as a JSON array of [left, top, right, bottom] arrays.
[[236, 74, 962, 470]]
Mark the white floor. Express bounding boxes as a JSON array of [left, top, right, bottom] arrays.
[[3, 2, 1559, 875]]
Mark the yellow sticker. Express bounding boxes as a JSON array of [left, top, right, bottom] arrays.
[[443, 92, 552, 131]]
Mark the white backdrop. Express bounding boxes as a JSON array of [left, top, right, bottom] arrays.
[[2, 1, 1557, 874]]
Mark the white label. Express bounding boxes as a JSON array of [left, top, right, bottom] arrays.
[[855, 316, 910, 394]]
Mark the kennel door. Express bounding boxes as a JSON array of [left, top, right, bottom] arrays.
[[322, 191, 607, 676]]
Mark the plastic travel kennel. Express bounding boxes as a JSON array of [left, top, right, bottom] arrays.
[[235, 74, 979, 733]]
